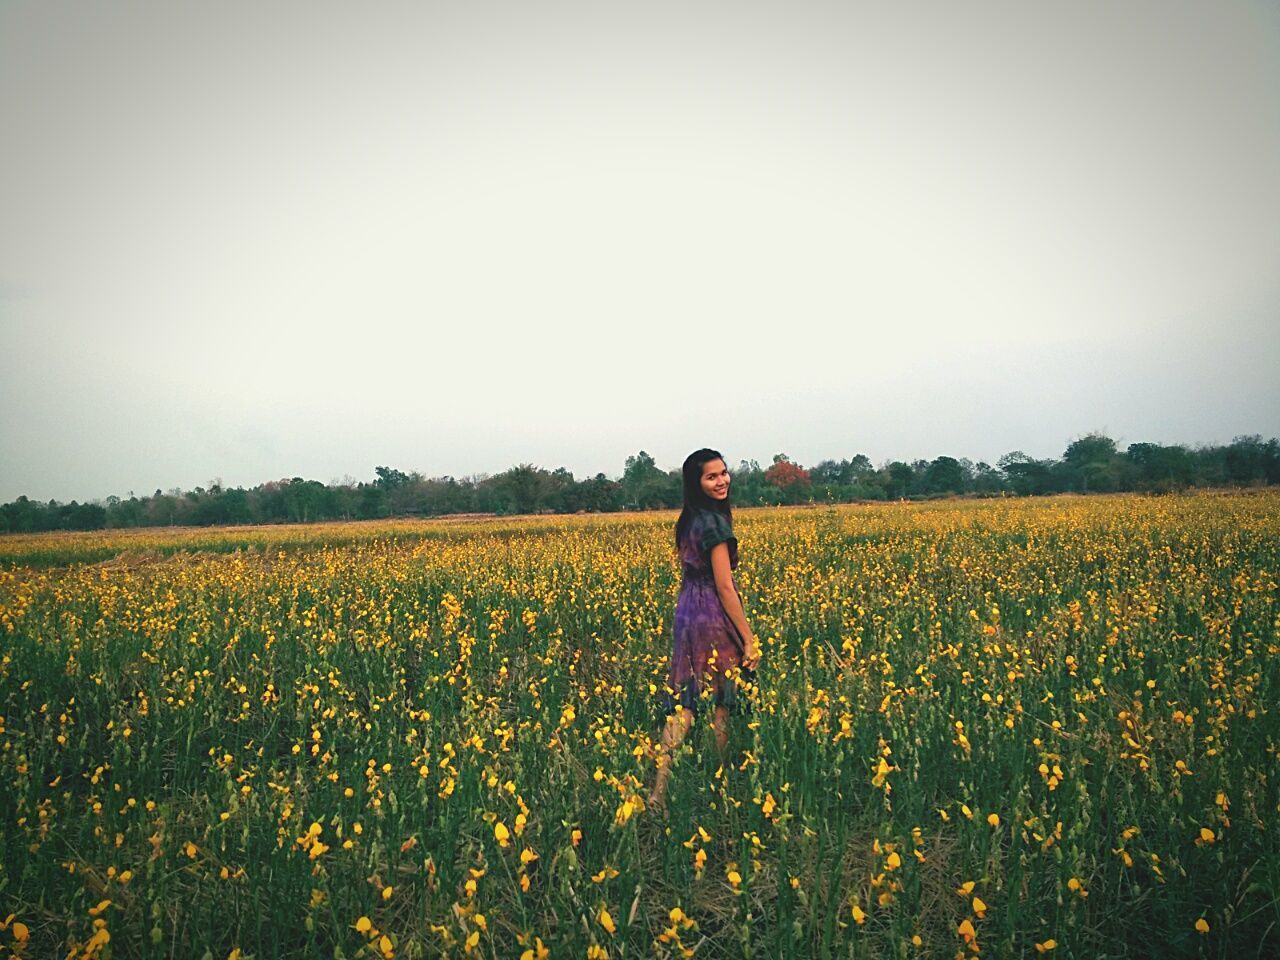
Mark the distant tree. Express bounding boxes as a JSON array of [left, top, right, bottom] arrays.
[[623, 451, 662, 485], [810, 459, 844, 485], [924, 456, 967, 495], [1265, 438, 1280, 485], [570, 471, 624, 512], [105, 495, 147, 528], [374, 466, 411, 491], [0, 495, 40, 532], [147, 490, 179, 525], [722, 459, 765, 505], [485, 464, 549, 515], [540, 467, 578, 512], [355, 483, 386, 519], [878, 461, 915, 499], [385, 472, 430, 515], [577, 473, 623, 512], [622, 450, 675, 508], [281, 478, 328, 523], [1224, 435, 1278, 485], [999, 451, 1056, 496], [848, 454, 874, 483], [1061, 433, 1121, 492], [970, 461, 1006, 495], [764, 454, 811, 504], [222, 487, 252, 523], [908, 459, 932, 497], [1126, 442, 1195, 492]]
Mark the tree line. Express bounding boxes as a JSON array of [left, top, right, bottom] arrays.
[[2, 433, 1278, 534]]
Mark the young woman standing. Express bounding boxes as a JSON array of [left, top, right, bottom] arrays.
[[647, 448, 761, 814]]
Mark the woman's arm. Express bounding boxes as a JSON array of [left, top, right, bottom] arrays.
[[709, 542, 760, 669]]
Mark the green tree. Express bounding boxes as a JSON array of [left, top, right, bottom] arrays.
[[999, 451, 1056, 496], [1224, 435, 1278, 485], [924, 456, 967, 495], [970, 461, 1006, 495], [1126, 442, 1195, 491], [1061, 433, 1120, 492], [374, 466, 411, 491], [880, 461, 915, 499], [622, 450, 674, 508]]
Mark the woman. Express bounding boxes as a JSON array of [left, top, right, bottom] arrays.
[[647, 448, 762, 814]]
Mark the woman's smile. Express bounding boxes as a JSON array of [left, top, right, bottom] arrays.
[[700, 459, 731, 500]]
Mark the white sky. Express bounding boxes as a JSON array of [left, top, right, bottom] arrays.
[[2, 0, 1278, 502]]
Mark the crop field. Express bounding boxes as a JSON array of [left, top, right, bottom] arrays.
[[0, 492, 1277, 959]]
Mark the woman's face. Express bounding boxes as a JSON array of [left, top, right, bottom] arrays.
[[699, 459, 730, 501]]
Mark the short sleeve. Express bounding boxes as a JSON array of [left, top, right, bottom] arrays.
[[698, 510, 737, 565]]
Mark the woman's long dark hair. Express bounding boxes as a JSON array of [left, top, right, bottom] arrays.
[[675, 448, 733, 551]]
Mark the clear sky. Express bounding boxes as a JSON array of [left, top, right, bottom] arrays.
[[2, 0, 1278, 503]]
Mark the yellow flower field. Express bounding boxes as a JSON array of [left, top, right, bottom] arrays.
[[0, 491, 1276, 958]]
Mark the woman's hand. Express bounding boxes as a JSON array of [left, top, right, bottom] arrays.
[[742, 637, 761, 671]]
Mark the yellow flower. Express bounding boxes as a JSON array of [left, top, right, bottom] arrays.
[[12, 922, 29, 942], [871, 756, 892, 788], [851, 903, 866, 925], [958, 918, 977, 942], [972, 896, 987, 918], [987, 813, 1000, 828], [1034, 939, 1057, 952], [598, 907, 616, 935], [1195, 918, 1210, 934], [382, 886, 394, 901], [355, 916, 373, 934], [495, 822, 511, 847]]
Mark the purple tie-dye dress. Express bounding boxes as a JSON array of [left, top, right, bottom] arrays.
[[662, 507, 751, 717]]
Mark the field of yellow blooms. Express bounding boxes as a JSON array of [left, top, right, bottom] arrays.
[[1, 491, 1277, 959]]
